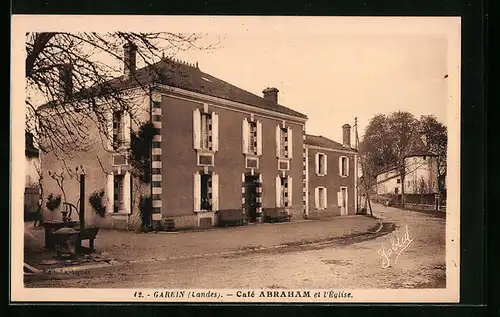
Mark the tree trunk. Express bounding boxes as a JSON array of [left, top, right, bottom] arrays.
[[400, 166, 405, 207]]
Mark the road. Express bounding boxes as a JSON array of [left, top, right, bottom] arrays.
[[25, 204, 446, 289]]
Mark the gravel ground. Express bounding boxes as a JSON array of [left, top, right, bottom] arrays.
[[25, 204, 445, 289]]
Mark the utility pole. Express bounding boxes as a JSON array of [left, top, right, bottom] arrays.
[[355, 117, 373, 217], [354, 117, 360, 212]]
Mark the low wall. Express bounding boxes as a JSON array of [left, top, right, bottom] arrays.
[[404, 203, 439, 212]]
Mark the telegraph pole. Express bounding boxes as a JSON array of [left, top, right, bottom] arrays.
[[355, 117, 373, 217], [354, 117, 360, 212]]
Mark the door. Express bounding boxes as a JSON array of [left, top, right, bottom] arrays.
[[245, 175, 258, 222], [341, 187, 348, 216]]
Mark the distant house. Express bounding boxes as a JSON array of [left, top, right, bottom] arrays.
[[304, 124, 358, 218], [375, 134, 438, 197]]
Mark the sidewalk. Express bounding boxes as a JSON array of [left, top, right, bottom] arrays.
[[24, 215, 380, 271]]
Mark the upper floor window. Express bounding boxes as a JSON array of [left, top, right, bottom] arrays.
[[275, 125, 293, 159], [339, 156, 349, 177], [315, 153, 327, 176], [396, 178, 401, 184], [110, 110, 130, 150], [193, 107, 219, 152], [242, 117, 262, 156]]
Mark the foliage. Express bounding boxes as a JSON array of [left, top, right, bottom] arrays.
[[130, 122, 158, 184], [89, 189, 106, 217], [46, 193, 61, 211], [138, 195, 153, 230], [25, 32, 221, 158], [359, 111, 447, 206]]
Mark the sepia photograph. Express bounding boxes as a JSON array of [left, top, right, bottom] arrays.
[[11, 15, 461, 303]]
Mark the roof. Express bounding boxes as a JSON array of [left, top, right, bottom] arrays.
[[40, 58, 308, 120], [305, 134, 357, 152]]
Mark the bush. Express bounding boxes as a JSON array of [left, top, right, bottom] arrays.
[[138, 195, 152, 231], [46, 193, 61, 211], [89, 189, 106, 217]]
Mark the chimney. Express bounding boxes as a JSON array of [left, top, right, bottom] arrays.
[[262, 87, 279, 104], [342, 124, 351, 148], [58, 64, 73, 98], [123, 42, 137, 79]]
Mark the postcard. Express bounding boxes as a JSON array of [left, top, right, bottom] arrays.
[[11, 15, 461, 303]]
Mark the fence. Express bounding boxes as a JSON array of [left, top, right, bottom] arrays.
[[24, 187, 40, 221], [375, 193, 446, 212]]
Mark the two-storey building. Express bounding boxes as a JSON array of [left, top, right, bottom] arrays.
[[40, 44, 308, 229], [304, 125, 358, 218]]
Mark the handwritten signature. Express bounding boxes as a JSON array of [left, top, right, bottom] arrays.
[[377, 225, 414, 268]]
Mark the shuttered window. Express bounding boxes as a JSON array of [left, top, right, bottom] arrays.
[[243, 118, 262, 156], [194, 172, 218, 212], [193, 108, 218, 152], [276, 125, 293, 159]]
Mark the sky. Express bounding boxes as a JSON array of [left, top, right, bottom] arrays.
[[167, 17, 459, 144], [21, 16, 460, 145]]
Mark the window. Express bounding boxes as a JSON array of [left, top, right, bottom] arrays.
[[200, 174, 212, 211], [193, 108, 219, 153], [248, 121, 258, 155], [275, 125, 293, 159], [315, 153, 327, 176], [339, 156, 349, 177], [200, 113, 212, 150], [194, 172, 219, 212], [110, 110, 131, 150], [396, 178, 401, 184], [315, 187, 327, 209], [242, 118, 262, 156], [113, 111, 124, 149], [276, 175, 293, 207]]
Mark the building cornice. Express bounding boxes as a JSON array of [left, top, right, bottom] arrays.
[[156, 84, 308, 124]]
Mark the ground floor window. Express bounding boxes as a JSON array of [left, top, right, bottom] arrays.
[[194, 172, 219, 212], [113, 175, 124, 213], [276, 175, 293, 208], [315, 186, 327, 209], [200, 173, 212, 211]]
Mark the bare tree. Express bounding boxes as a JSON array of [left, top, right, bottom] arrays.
[[26, 32, 221, 157]]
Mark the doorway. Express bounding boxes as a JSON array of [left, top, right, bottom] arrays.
[[340, 187, 348, 216], [244, 175, 259, 222]]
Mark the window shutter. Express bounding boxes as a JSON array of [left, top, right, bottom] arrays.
[[193, 108, 201, 150], [287, 127, 293, 159], [346, 157, 349, 176], [107, 173, 114, 213], [324, 154, 328, 175], [314, 187, 319, 209], [193, 172, 201, 212], [275, 125, 281, 158], [212, 172, 219, 211], [337, 191, 342, 207], [123, 172, 131, 214], [324, 188, 328, 208], [275, 175, 281, 207], [107, 111, 114, 150], [288, 176, 293, 206], [123, 111, 131, 147], [242, 118, 249, 154], [315, 153, 319, 175], [256, 121, 263, 156], [212, 112, 219, 152], [339, 157, 342, 176]]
